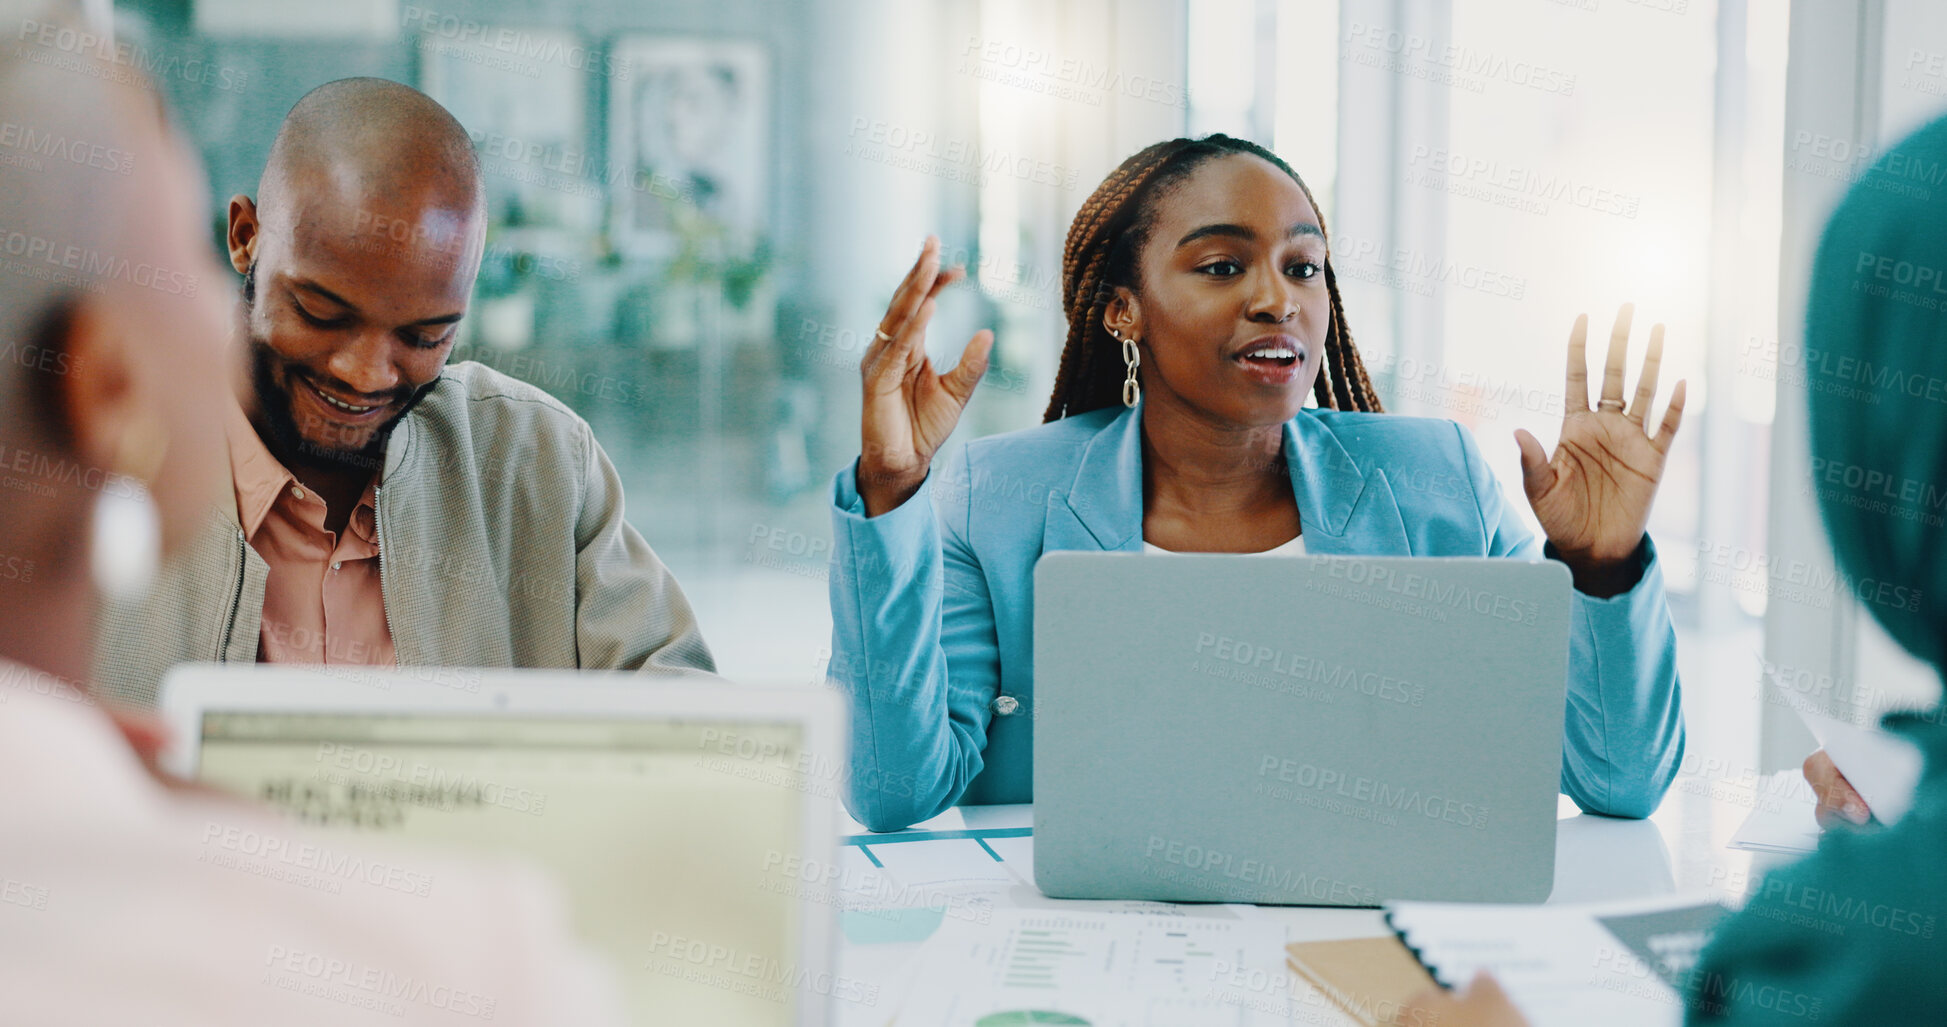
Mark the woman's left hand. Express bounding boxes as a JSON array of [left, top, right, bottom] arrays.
[[1515, 304, 1686, 597]]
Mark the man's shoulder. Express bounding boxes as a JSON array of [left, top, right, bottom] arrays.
[[425, 360, 589, 430], [397, 361, 594, 486]]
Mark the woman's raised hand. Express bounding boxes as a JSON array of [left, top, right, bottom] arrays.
[[857, 236, 994, 516], [1514, 304, 1686, 597]]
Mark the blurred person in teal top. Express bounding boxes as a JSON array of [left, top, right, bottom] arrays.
[[1679, 112, 1947, 1025], [828, 135, 1689, 833], [1397, 114, 1947, 1027]]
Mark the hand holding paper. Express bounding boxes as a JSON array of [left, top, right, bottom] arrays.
[[1802, 748, 1870, 828], [1793, 703, 1924, 827]]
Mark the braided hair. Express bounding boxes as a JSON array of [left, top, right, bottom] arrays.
[[1043, 134, 1384, 422]]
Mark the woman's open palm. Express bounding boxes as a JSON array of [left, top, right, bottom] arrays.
[[858, 236, 993, 515], [1514, 304, 1686, 569]]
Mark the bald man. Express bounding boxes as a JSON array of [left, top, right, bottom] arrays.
[[94, 78, 714, 704]]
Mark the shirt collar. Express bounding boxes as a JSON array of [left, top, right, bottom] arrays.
[[223, 400, 381, 543], [224, 399, 294, 541]]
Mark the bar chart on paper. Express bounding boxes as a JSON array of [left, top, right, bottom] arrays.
[[892, 911, 1293, 1026]]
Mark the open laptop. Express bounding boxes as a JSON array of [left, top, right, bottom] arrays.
[[1032, 553, 1573, 906], [158, 666, 846, 1027]]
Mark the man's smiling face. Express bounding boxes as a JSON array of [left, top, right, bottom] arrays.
[[227, 79, 486, 475], [234, 183, 481, 473]]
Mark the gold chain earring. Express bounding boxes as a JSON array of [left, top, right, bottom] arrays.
[[1112, 329, 1140, 408]]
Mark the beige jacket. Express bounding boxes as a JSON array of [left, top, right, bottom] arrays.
[[94, 361, 714, 708]]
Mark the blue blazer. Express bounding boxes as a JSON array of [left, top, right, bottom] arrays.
[[828, 404, 1685, 832]]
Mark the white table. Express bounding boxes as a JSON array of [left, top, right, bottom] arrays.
[[825, 786, 1803, 1026]]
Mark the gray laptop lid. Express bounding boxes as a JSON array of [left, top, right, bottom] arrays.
[[1032, 552, 1572, 906]]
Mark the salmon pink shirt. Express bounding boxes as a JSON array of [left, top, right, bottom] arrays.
[[225, 402, 394, 666]]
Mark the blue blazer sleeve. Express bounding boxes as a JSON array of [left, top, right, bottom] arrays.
[[1454, 423, 1685, 818], [828, 454, 1000, 832]]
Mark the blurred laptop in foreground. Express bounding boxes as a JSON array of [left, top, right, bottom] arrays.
[[160, 666, 849, 1026]]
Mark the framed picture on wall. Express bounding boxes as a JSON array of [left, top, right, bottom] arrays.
[[608, 36, 769, 260], [418, 26, 600, 232]]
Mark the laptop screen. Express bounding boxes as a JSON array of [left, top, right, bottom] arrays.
[[196, 711, 814, 1026]]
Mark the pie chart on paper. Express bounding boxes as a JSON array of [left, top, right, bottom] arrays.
[[974, 1014, 1091, 1026]]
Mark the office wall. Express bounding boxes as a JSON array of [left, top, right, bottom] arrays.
[[119, 0, 815, 297]]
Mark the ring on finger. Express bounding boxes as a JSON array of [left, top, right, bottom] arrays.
[[874, 328, 893, 342], [1597, 398, 1626, 413]]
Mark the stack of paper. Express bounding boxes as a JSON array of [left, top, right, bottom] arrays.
[[890, 909, 1293, 1026], [1727, 697, 1927, 854], [1726, 770, 1821, 855]]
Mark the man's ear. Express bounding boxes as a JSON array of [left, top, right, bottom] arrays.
[[54, 297, 138, 475], [1104, 286, 1143, 342], [225, 194, 258, 276]]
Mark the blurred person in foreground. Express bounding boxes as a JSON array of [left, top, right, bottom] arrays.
[[1395, 113, 1947, 1027], [0, 5, 623, 1022]]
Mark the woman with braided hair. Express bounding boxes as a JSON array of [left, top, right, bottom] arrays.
[[829, 134, 1687, 833]]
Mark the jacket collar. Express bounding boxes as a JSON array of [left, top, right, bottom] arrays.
[[1054, 400, 1373, 552], [381, 371, 453, 485], [382, 399, 417, 483]]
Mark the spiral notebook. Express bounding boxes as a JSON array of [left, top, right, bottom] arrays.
[[1382, 895, 1728, 1027]]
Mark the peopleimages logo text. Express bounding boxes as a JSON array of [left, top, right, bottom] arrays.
[[1144, 835, 1378, 904], [1256, 756, 1491, 829], [400, 6, 629, 79], [0, 120, 133, 173], [0, 227, 197, 295], [1321, 559, 1540, 624], [1193, 632, 1424, 705]]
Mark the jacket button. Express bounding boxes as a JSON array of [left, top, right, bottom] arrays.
[[991, 695, 1020, 716]]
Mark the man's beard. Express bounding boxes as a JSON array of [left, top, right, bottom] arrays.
[[247, 339, 436, 475], [242, 267, 438, 476]]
